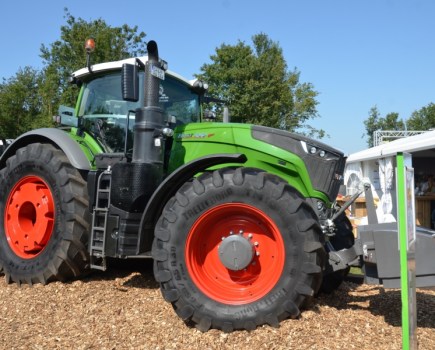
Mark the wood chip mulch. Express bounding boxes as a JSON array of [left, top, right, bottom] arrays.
[[0, 261, 434, 350]]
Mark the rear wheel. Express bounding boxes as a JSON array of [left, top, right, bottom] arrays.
[[0, 143, 90, 285], [152, 168, 325, 331]]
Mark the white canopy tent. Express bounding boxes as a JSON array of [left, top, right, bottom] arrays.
[[344, 130, 435, 224]]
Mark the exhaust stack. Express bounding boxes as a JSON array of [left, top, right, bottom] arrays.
[[132, 40, 165, 164]]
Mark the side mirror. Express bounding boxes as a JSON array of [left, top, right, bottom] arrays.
[[58, 105, 78, 127], [122, 63, 139, 102]]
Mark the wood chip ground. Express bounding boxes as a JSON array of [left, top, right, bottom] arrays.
[[1, 261, 434, 349]]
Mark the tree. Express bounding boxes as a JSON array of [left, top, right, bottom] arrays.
[[363, 105, 404, 147], [406, 103, 435, 130], [39, 8, 147, 115], [197, 33, 323, 137], [0, 67, 50, 138], [0, 9, 148, 138]]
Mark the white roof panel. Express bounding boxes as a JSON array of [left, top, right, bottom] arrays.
[[71, 56, 194, 86], [347, 130, 435, 163]]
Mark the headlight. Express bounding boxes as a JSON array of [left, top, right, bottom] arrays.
[[301, 141, 331, 159]]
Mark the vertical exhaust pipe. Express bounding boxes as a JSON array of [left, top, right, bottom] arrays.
[[144, 41, 159, 108], [132, 40, 165, 164]]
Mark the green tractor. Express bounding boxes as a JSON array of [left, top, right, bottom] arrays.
[[0, 40, 357, 331]]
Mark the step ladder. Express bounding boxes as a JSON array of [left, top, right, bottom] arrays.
[[89, 168, 112, 270]]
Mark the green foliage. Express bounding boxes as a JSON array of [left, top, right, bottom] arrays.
[[39, 8, 147, 111], [197, 33, 322, 137], [0, 67, 52, 138], [363, 105, 404, 147], [363, 103, 435, 147], [406, 103, 435, 130], [0, 9, 147, 138]]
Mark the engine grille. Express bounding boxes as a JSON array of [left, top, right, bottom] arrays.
[[252, 126, 346, 202]]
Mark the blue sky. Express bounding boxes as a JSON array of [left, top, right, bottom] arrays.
[[1, 0, 434, 155]]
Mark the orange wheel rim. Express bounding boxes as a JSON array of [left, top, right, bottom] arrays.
[[185, 203, 285, 304], [4, 176, 55, 259]]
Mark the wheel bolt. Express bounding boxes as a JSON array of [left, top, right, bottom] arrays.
[[248, 233, 253, 239]]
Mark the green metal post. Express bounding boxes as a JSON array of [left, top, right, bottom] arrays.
[[396, 152, 417, 350]]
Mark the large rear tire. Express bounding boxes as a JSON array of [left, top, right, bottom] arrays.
[[0, 143, 90, 285], [152, 168, 325, 332]]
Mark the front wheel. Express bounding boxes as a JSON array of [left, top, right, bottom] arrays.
[[0, 143, 90, 285], [152, 168, 325, 331], [320, 213, 355, 293]]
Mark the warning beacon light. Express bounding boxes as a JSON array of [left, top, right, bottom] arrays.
[[85, 38, 95, 72]]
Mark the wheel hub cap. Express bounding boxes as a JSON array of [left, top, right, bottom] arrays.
[[218, 233, 255, 271]]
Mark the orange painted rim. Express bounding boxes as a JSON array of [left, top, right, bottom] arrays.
[[185, 203, 285, 304], [4, 176, 55, 259]]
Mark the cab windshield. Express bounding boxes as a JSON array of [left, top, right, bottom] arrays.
[[78, 71, 201, 152]]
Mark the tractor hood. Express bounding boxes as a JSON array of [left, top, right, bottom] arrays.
[[170, 122, 346, 203], [251, 125, 346, 202]]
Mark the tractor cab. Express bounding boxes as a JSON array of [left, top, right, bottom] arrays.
[[62, 57, 204, 154]]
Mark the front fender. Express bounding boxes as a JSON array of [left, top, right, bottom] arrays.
[[137, 153, 247, 253], [0, 128, 91, 171]]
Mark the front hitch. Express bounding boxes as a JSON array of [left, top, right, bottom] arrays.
[[322, 181, 375, 271]]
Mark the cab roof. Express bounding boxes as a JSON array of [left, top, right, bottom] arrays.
[[71, 56, 196, 86]]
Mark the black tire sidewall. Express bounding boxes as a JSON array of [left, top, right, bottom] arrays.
[[330, 213, 355, 250]]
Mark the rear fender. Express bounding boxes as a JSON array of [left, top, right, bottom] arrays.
[[137, 153, 247, 253], [0, 128, 91, 171]]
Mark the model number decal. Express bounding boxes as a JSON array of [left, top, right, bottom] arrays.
[[177, 133, 215, 140]]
